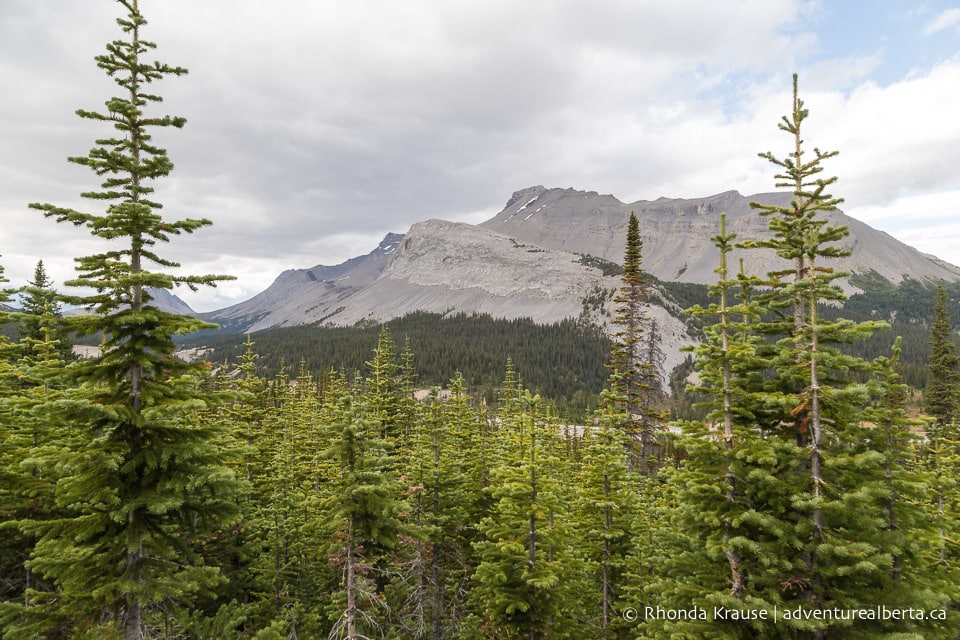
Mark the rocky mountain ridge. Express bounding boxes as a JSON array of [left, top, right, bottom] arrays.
[[197, 186, 960, 364], [203, 233, 403, 332], [201, 215, 700, 378], [482, 186, 960, 290]]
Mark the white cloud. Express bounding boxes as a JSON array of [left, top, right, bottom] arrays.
[[847, 190, 960, 267], [924, 7, 960, 34], [3, 0, 959, 311], [803, 59, 960, 208]]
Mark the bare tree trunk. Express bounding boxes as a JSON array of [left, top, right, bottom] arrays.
[[431, 484, 442, 639], [346, 520, 357, 640], [807, 264, 826, 640], [527, 414, 539, 640], [885, 421, 901, 582], [717, 217, 744, 598], [125, 13, 145, 637], [939, 483, 947, 566], [808, 266, 825, 544], [123, 526, 144, 640]]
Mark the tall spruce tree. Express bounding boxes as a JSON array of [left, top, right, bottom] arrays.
[[864, 339, 959, 637], [743, 74, 947, 638], [467, 372, 589, 640], [324, 388, 404, 640], [608, 212, 663, 471], [924, 284, 959, 424], [574, 377, 639, 640], [647, 213, 790, 638], [650, 75, 950, 639], [3, 2, 241, 637], [0, 260, 70, 623], [919, 289, 960, 628]]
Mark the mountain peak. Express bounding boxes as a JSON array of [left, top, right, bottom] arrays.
[[204, 184, 960, 338], [483, 186, 960, 286], [377, 232, 405, 254], [503, 185, 547, 210]]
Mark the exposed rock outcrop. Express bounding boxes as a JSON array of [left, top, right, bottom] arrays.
[[482, 186, 960, 290], [202, 185, 960, 377]]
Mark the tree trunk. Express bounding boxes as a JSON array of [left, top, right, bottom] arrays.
[[346, 521, 357, 640], [123, 526, 144, 640]]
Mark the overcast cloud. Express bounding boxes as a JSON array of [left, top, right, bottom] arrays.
[[2, 0, 960, 311]]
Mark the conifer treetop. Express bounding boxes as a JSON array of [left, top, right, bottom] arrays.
[[748, 74, 849, 268], [29, 0, 232, 313]]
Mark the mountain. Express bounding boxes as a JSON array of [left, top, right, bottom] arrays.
[[201, 186, 960, 372], [481, 186, 960, 289], [61, 287, 196, 317], [208, 219, 686, 329], [148, 287, 197, 316], [204, 218, 698, 378], [202, 233, 403, 332], [317, 220, 618, 325]]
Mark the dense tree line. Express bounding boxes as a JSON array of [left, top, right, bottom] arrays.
[[1, 3, 959, 638], [184, 312, 613, 417], [179, 276, 960, 420]]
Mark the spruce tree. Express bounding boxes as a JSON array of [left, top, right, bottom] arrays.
[[324, 386, 404, 640], [4, 2, 241, 636], [240, 363, 329, 634], [608, 212, 663, 471], [16, 260, 73, 362], [647, 214, 790, 638], [923, 284, 959, 424], [864, 339, 959, 636], [742, 74, 926, 638], [366, 327, 403, 441], [919, 292, 960, 630], [391, 379, 476, 639], [744, 74, 949, 637], [0, 261, 73, 629], [469, 389, 587, 640], [650, 75, 950, 638], [574, 378, 639, 639], [921, 416, 960, 628]]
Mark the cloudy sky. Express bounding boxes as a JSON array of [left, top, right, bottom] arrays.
[[3, 0, 960, 311]]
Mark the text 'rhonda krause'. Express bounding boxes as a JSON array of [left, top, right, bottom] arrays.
[[640, 605, 946, 623]]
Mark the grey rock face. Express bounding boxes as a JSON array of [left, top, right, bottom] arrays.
[[317, 218, 625, 326], [482, 186, 960, 289], [146, 288, 197, 316], [202, 185, 960, 369], [206, 233, 403, 332], [201, 216, 701, 378]]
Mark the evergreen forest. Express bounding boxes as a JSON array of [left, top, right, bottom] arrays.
[[2, 2, 959, 639]]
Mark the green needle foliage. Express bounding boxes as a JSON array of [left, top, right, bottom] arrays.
[[1, 2, 241, 637], [650, 75, 955, 639], [4, 10, 959, 634], [608, 212, 665, 472], [16, 261, 74, 363], [923, 284, 960, 424], [574, 378, 640, 640], [324, 389, 404, 640]]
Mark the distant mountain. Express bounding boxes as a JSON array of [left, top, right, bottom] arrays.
[[200, 185, 960, 377], [202, 233, 403, 332], [207, 219, 686, 331], [204, 220, 698, 377], [481, 186, 960, 289], [148, 287, 196, 315], [60, 287, 196, 317]]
